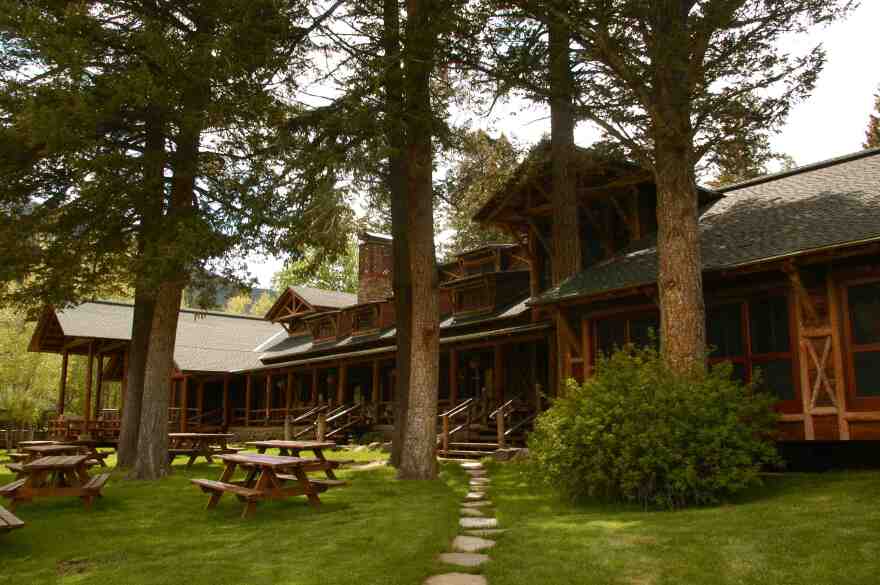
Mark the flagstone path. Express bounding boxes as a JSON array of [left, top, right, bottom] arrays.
[[423, 461, 503, 585]]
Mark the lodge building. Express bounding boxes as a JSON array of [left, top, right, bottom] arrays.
[[28, 146, 880, 452]]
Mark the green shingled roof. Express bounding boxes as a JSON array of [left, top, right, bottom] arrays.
[[533, 148, 880, 306]]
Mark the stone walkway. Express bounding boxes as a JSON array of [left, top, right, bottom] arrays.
[[424, 461, 506, 585]]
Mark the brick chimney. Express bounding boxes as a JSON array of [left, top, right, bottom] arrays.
[[358, 232, 393, 304]]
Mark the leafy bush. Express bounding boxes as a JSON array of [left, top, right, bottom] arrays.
[[528, 345, 780, 509]]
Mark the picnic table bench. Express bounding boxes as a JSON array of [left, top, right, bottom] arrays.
[[0, 455, 110, 511], [0, 506, 24, 533], [191, 453, 346, 519], [168, 433, 238, 468], [245, 440, 340, 479]]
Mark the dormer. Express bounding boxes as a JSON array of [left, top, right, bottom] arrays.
[[263, 286, 357, 335], [303, 311, 340, 344], [441, 270, 530, 317]]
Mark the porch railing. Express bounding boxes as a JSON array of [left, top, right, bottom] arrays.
[[488, 399, 536, 447], [437, 398, 476, 454]]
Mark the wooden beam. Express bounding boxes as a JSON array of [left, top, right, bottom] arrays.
[[826, 271, 850, 440], [372, 360, 380, 404], [83, 342, 95, 426], [180, 376, 188, 432], [312, 368, 318, 404], [265, 374, 272, 421], [794, 293, 815, 441], [494, 344, 503, 405], [244, 374, 252, 426], [286, 371, 294, 411], [553, 308, 581, 358], [98, 340, 128, 354], [63, 338, 92, 351], [94, 354, 104, 415], [783, 261, 820, 325], [449, 348, 458, 404], [120, 350, 128, 413], [222, 374, 230, 427], [526, 216, 552, 257], [337, 364, 347, 405], [57, 350, 69, 415]]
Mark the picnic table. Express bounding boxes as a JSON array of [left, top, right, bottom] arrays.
[[245, 440, 340, 479], [0, 455, 110, 511], [7, 444, 87, 477], [168, 433, 237, 467], [16, 440, 58, 448], [191, 453, 346, 519], [67, 439, 114, 467]]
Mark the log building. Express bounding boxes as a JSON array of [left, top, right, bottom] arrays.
[[28, 147, 880, 456]]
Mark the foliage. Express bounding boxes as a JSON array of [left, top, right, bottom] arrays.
[[528, 345, 780, 509], [222, 290, 276, 317], [865, 86, 880, 149], [273, 238, 359, 294], [438, 130, 521, 260], [482, 462, 880, 585], [0, 307, 57, 422]]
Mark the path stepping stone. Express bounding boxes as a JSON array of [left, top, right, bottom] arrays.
[[470, 477, 490, 485], [438, 553, 490, 568], [460, 462, 483, 470], [466, 469, 487, 477], [424, 573, 487, 585], [464, 492, 486, 501], [452, 535, 496, 553], [460, 507, 486, 517], [464, 529, 508, 537], [461, 501, 492, 508], [459, 517, 499, 529]]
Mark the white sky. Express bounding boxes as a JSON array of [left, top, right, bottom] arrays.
[[247, 2, 880, 288]]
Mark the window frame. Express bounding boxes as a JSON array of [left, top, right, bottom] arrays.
[[841, 277, 880, 409]]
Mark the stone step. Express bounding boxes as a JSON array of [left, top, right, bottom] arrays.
[[460, 508, 486, 517], [461, 501, 492, 508], [438, 553, 490, 568], [464, 528, 508, 537], [464, 492, 486, 501], [460, 517, 499, 529], [452, 535, 496, 553], [424, 573, 488, 585]]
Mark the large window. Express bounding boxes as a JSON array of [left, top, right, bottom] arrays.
[[594, 312, 659, 356], [845, 281, 880, 398], [707, 296, 796, 403]]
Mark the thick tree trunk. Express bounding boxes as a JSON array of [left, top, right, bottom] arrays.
[[399, 0, 439, 480], [132, 280, 182, 479], [384, 0, 411, 469], [548, 9, 580, 285], [116, 284, 154, 467], [650, 4, 707, 374]]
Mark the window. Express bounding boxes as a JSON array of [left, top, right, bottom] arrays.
[[352, 307, 377, 334], [463, 259, 495, 276], [594, 313, 659, 356], [846, 281, 880, 398], [313, 318, 336, 341], [706, 296, 796, 403], [456, 286, 491, 313]]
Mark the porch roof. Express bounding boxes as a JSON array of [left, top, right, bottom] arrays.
[[533, 147, 880, 306]]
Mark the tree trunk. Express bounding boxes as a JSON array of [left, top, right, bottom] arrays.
[[384, 0, 411, 469], [399, 0, 439, 480], [116, 284, 154, 467], [118, 105, 164, 468], [549, 9, 581, 285], [651, 5, 706, 374], [132, 280, 182, 479]]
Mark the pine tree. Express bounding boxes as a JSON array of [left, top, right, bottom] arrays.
[[273, 240, 360, 294], [865, 87, 880, 149]]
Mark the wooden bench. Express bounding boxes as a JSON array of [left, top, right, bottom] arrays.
[[8, 452, 29, 462], [191, 479, 261, 502], [0, 479, 26, 497], [0, 506, 24, 533], [80, 473, 110, 510], [275, 475, 348, 489], [5, 463, 24, 477], [87, 451, 111, 467]]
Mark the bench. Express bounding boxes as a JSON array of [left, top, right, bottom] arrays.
[[5, 463, 24, 477], [8, 452, 29, 462], [275, 475, 348, 489], [0, 506, 24, 533], [0, 479, 26, 497], [83, 473, 111, 493], [87, 451, 111, 467], [191, 479, 261, 498]]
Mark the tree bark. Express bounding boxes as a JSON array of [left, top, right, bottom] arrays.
[[651, 5, 706, 374], [132, 280, 182, 479], [399, 0, 439, 480], [548, 8, 581, 285], [116, 284, 154, 467], [384, 0, 411, 469]]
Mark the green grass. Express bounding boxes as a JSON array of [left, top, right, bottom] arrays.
[[483, 461, 880, 585], [0, 448, 468, 585]]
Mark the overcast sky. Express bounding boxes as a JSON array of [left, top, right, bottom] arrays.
[[247, 2, 880, 288]]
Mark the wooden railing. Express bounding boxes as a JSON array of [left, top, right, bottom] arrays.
[[438, 398, 476, 453], [292, 405, 332, 439], [325, 403, 365, 439], [489, 399, 535, 447]]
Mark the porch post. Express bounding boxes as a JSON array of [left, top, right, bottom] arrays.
[[94, 353, 104, 416], [180, 375, 188, 432], [196, 379, 205, 420], [265, 373, 272, 421], [371, 360, 380, 403], [285, 371, 293, 414], [449, 348, 458, 404], [494, 343, 504, 405], [311, 368, 318, 404], [222, 374, 230, 427], [244, 374, 252, 426], [336, 364, 347, 404], [57, 350, 69, 415], [83, 341, 95, 425], [120, 350, 129, 413]]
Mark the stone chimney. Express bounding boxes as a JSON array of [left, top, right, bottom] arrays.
[[358, 232, 393, 304]]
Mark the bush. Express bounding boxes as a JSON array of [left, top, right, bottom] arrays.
[[527, 345, 781, 509]]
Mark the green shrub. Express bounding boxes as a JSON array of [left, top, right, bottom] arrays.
[[527, 345, 781, 509]]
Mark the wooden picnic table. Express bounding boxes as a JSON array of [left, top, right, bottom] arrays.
[[16, 440, 58, 448], [245, 440, 340, 479], [190, 453, 346, 519], [0, 455, 110, 511], [67, 439, 115, 467], [168, 433, 237, 467]]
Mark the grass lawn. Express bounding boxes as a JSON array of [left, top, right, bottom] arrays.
[[0, 448, 467, 585], [483, 461, 880, 585]]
